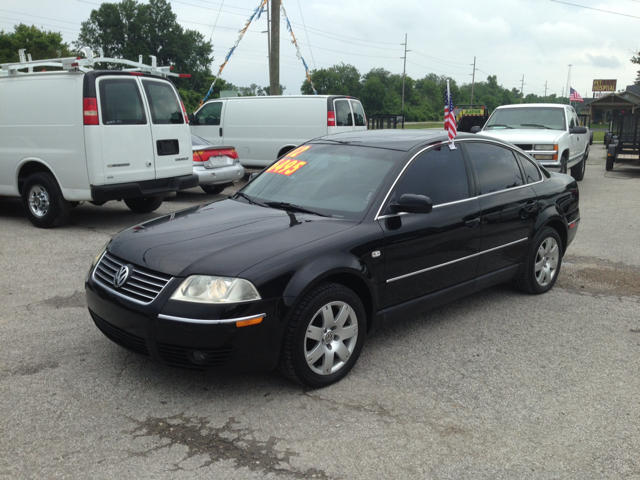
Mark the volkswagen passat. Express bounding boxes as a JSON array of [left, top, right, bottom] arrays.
[[85, 130, 580, 388]]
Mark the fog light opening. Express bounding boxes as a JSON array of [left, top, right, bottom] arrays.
[[189, 350, 208, 364]]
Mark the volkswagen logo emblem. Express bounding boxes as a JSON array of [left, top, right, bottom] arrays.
[[113, 265, 130, 288]]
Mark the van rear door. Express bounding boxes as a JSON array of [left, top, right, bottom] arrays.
[[140, 78, 192, 179], [327, 97, 367, 135], [96, 77, 155, 184]]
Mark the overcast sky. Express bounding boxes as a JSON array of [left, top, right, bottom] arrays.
[[2, 0, 639, 99]]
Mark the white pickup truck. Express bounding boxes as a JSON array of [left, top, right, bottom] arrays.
[[473, 103, 590, 181]]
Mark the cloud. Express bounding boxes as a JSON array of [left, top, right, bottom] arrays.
[[587, 54, 623, 69]]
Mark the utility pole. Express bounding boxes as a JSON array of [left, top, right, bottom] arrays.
[[544, 81, 547, 102], [269, 0, 280, 95], [266, 0, 270, 58], [520, 75, 525, 103], [401, 34, 409, 111], [470, 56, 477, 104]]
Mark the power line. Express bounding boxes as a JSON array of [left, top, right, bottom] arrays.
[[550, 0, 640, 19], [295, 0, 315, 70]]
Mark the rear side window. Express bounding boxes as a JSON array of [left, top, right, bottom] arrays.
[[350, 100, 366, 126], [387, 145, 469, 208], [465, 142, 523, 194], [335, 100, 353, 126], [518, 154, 542, 183], [99, 79, 146, 125], [142, 80, 184, 124]]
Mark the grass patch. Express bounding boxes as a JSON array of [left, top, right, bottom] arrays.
[[593, 131, 605, 142]]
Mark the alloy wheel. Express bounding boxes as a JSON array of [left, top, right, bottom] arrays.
[[534, 237, 559, 287], [28, 185, 50, 218]]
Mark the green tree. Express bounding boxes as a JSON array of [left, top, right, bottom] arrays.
[[74, 0, 213, 91], [0, 24, 72, 64], [632, 52, 640, 85], [301, 63, 361, 96]]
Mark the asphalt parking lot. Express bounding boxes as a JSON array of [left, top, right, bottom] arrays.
[[1, 145, 639, 479]]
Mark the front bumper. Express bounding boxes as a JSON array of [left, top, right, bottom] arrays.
[[85, 274, 286, 371], [194, 163, 245, 187]]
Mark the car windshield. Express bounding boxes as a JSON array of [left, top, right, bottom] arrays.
[[485, 107, 566, 131], [237, 143, 400, 220]]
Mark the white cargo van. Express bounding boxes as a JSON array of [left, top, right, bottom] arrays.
[[189, 95, 367, 167], [0, 50, 198, 228]]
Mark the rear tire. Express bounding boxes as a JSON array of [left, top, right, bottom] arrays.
[[279, 282, 366, 388], [21, 173, 71, 228], [124, 196, 163, 213], [514, 227, 562, 295], [201, 184, 230, 195]]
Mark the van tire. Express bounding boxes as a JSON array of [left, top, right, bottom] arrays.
[[22, 173, 72, 228], [201, 184, 230, 195], [124, 196, 163, 213]]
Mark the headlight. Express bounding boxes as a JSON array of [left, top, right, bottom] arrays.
[[534, 144, 557, 151], [92, 241, 110, 268], [171, 276, 261, 304]]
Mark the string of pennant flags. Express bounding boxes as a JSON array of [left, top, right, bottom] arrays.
[[199, 0, 317, 107]]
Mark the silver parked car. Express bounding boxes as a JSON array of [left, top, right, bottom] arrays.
[[191, 134, 245, 194]]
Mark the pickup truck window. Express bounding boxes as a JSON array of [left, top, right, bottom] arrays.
[[485, 107, 566, 131]]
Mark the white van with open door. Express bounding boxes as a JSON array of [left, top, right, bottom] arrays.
[[0, 49, 198, 228], [189, 95, 367, 167]]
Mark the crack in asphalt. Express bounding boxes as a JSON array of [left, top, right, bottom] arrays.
[[127, 414, 330, 478]]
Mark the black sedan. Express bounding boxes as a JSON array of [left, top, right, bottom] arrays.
[[85, 130, 580, 388]]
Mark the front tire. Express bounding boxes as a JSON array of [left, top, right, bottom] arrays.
[[514, 227, 563, 295], [570, 151, 586, 181], [279, 283, 366, 388], [124, 196, 163, 213], [21, 173, 71, 228]]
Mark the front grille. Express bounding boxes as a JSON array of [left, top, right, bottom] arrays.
[[515, 144, 533, 151], [90, 310, 150, 357], [157, 342, 233, 368], [93, 252, 173, 304]]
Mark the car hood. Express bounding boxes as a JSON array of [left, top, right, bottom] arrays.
[[107, 199, 357, 278], [479, 129, 564, 144]]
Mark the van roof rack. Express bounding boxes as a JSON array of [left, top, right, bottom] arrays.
[[0, 47, 191, 78]]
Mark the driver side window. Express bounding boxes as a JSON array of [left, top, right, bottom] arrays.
[[195, 102, 222, 125]]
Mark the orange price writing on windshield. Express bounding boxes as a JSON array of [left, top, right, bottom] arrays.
[[266, 158, 308, 176]]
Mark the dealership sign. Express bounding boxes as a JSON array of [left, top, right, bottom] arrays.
[[592, 79, 617, 92]]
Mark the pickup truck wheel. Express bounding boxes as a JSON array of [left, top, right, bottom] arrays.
[[124, 196, 163, 213], [201, 184, 230, 195], [570, 153, 586, 181], [560, 154, 568, 174], [514, 227, 562, 295], [279, 282, 366, 388], [22, 173, 72, 228]]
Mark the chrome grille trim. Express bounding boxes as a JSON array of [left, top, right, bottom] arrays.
[[92, 252, 173, 305]]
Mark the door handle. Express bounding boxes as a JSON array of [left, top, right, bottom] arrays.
[[219, 127, 223, 137], [524, 200, 538, 212], [465, 217, 481, 228]]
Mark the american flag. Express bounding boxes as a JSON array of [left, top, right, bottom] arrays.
[[444, 80, 457, 145], [569, 87, 584, 103]]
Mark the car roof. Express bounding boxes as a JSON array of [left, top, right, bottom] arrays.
[[311, 129, 478, 151], [495, 103, 567, 110]]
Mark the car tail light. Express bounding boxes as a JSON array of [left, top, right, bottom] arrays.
[[194, 148, 239, 163], [327, 111, 336, 127], [83, 98, 99, 125]]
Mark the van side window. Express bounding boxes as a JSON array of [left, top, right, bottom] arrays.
[[386, 146, 469, 210], [350, 100, 366, 126], [335, 100, 353, 126], [142, 80, 184, 124], [99, 79, 146, 125], [195, 102, 222, 126]]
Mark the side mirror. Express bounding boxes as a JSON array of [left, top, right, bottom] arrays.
[[188, 113, 195, 124], [570, 126, 587, 134], [470, 126, 481, 134], [389, 194, 433, 214]]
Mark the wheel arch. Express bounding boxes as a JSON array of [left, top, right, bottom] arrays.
[[277, 145, 297, 159], [280, 257, 377, 333], [17, 160, 57, 195], [535, 217, 568, 255]]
